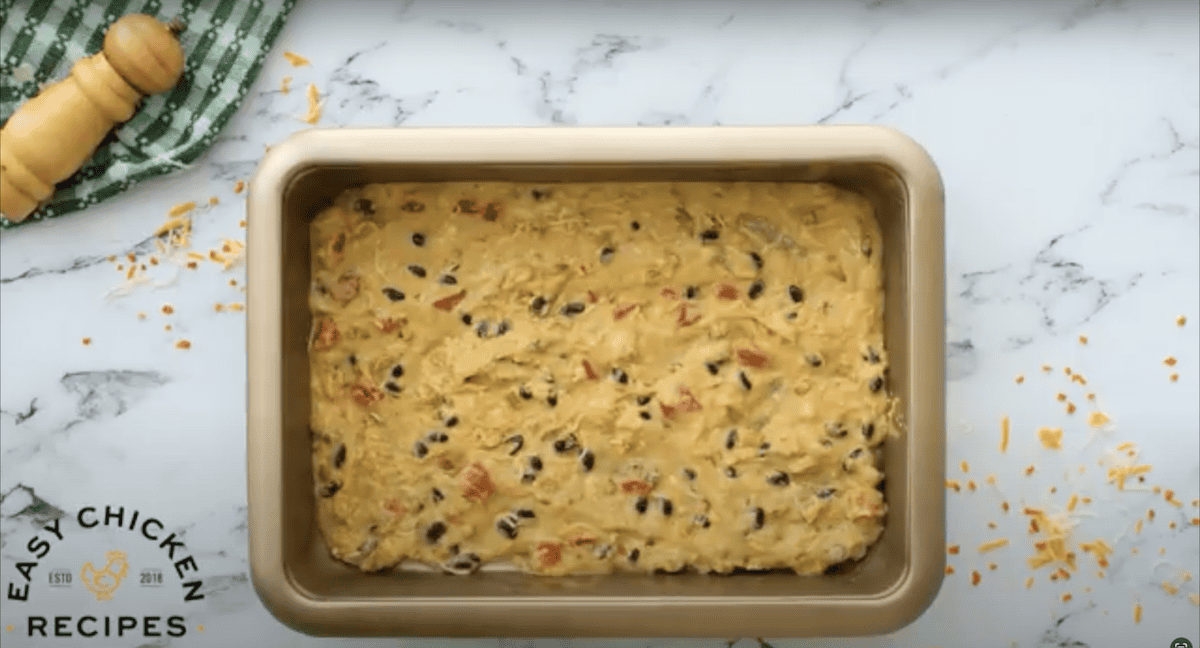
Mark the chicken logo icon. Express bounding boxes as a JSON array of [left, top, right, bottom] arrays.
[[80, 550, 129, 601]]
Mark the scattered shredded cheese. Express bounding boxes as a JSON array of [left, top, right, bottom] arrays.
[[1071, 374, 1087, 385], [945, 565, 954, 574], [968, 480, 977, 492], [1001, 416, 1010, 453], [1042, 364, 1052, 372], [1015, 374, 1024, 384], [1190, 593, 1200, 606], [1135, 519, 1143, 534], [1170, 373, 1178, 382], [1025, 576, 1034, 589], [229, 303, 245, 312], [989, 562, 997, 571], [947, 544, 960, 554], [1026, 465, 1036, 476], [175, 340, 191, 350], [1067, 494, 1078, 512], [960, 460, 969, 473], [137, 312, 146, 320], [1178, 315, 1187, 327], [1056, 393, 1066, 402], [168, 202, 196, 217], [986, 474, 996, 485], [1088, 411, 1110, 427], [1133, 603, 1142, 624], [234, 180, 246, 194], [303, 83, 323, 124], [1107, 463, 1152, 490], [81, 337, 91, 346], [1078, 335, 1087, 345], [1164, 489, 1183, 508], [1038, 427, 1064, 450], [281, 75, 292, 94], [1164, 356, 1177, 366], [1079, 539, 1112, 567], [978, 538, 1009, 553], [971, 570, 981, 586], [1061, 593, 1072, 602], [284, 51, 310, 66], [946, 480, 961, 492], [208, 196, 219, 205], [1066, 402, 1076, 414], [161, 304, 174, 315]]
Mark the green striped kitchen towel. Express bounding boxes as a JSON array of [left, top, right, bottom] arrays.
[[0, 0, 296, 229]]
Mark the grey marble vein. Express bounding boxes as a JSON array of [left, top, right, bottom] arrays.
[[62, 370, 170, 422]]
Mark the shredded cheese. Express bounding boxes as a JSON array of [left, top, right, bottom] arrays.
[[1178, 315, 1187, 327], [175, 340, 191, 350], [1015, 374, 1024, 384], [303, 83, 322, 124], [978, 538, 1009, 553], [960, 460, 969, 473], [1170, 373, 1178, 382], [986, 474, 996, 485], [1042, 364, 1052, 372], [1190, 593, 1200, 606], [1164, 489, 1183, 508], [1038, 427, 1064, 450], [281, 75, 292, 94], [1079, 539, 1112, 567], [1107, 463, 1152, 490], [971, 570, 981, 586], [1001, 416, 1010, 453], [1164, 356, 1177, 366], [1088, 411, 1110, 427], [234, 180, 245, 194], [284, 51, 310, 66], [1133, 603, 1142, 624], [1025, 576, 1034, 589], [208, 196, 219, 205], [168, 202, 196, 217], [1067, 494, 1078, 512], [945, 565, 954, 574], [1066, 402, 1076, 414], [1056, 393, 1066, 402], [946, 480, 961, 492]]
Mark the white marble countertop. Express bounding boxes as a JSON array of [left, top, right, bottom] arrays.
[[2, 1, 1198, 647]]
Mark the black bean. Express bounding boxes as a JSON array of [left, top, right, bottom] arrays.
[[425, 430, 449, 443], [506, 434, 524, 455], [869, 376, 884, 393], [630, 221, 640, 231], [580, 449, 595, 471], [599, 246, 615, 264], [411, 232, 426, 247], [407, 264, 426, 278], [401, 200, 425, 212], [611, 368, 629, 384], [547, 394, 558, 407], [516, 508, 536, 518], [767, 471, 790, 487], [354, 198, 375, 215], [519, 386, 533, 400], [530, 295, 547, 315], [476, 321, 490, 338], [752, 507, 765, 530], [443, 416, 458, 428], [348, 354, 357, 366], [440, 275, 457, 285], [724, 429, 738, 450], [382, 287, 405, 302], [385, 381, 401, 393], [639, 411, 652, 420], [496, 517, 518, 539], [699, 229, 720, 241], [553, 433, 577, 453], [739, 371, 752, 390], [749, 251, 763, 270], [594, 544, 614, 559], [848, 447, 864, 460], [532, 188, 552, 200], [661, 499, 673, 516], [634, 496, 649, 514], [725, 466, 738, 478], [694, 514, 711, 529], [705, 362, 720, 375], [865, 347, 881, 364], [806, 354, 823, 367], [788, 285, 804, 303], [425, 521, 447, 543], [786, 312, 798, 321], [482, 203, 501, 222], [318, 481, 341, 498], [758, 442, 771, 457], [333, 444, 346, 469], [636, 395, 652, 406], [862, 423, 875, 441], [683, 468, 697, 480], [825, 422, 848, 438], [629, 548, 640, 563], [529, 456, 543, 471], [443, 553, 481, 575], [861, 238, 872, 257], [521, 472, 537, 484], [413, 441, 428, 458], [391, 364, 404, 378], [685, 285, 698, 299], [331, 232, 346, 254], [496, 321, 510, 336], [747, 280, 764, 299], [560, 302, 586, 316], [817, 487, 837, 499], [431, 487, 444, 502], [461, 313, 472, 325]]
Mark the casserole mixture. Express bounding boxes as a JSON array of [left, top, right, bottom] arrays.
[[308, 181, 894, 576]]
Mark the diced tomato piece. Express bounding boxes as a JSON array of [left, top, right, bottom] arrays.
[[587, 290, 599, 304], [453, 199, 479, 214], [676, 304, 701, 327], [613, 303, 639, 321], [537, 541, 563, 567], [660, 287, 680, 300], [677, 386, 702, 413], [460, 462, 496, 502], [619, 479, 653, 495], [314, 318, 340, 350], [433, 290, 467, 311], [350, 381, 383, 407], [659, 402, 677, 420], [382, 499, 407, 518], [735, 347, 771, 368], [583, 360, 598, 380], [375, 317, 403, 333], [716, 283, 739, 300]]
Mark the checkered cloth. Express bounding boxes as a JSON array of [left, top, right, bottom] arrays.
[[0, 0, 295, 228]]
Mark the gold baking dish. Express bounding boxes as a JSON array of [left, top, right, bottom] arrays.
[[246, 126, 945, 637]]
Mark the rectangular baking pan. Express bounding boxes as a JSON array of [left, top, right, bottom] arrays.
[[246, 126, 945, 637]]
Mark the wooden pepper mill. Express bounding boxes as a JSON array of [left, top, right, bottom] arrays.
[[0, 14, 185, 223]]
